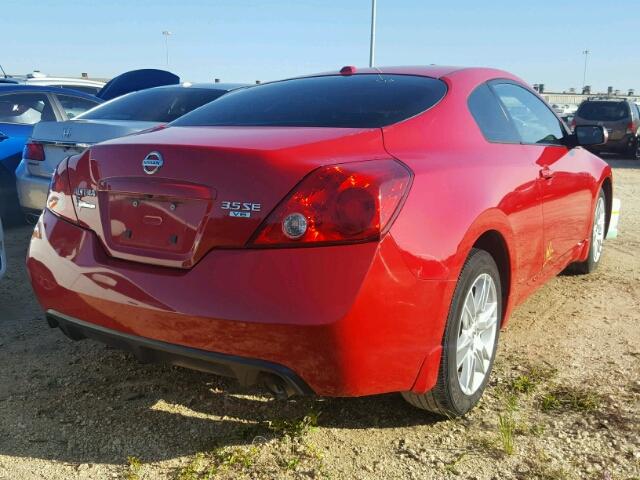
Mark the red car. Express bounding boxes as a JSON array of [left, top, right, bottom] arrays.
[[27, 66, 612, 417]]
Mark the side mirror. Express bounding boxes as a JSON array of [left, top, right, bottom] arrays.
[[0, 131, 7, 141], [574, 125, 608, 146]]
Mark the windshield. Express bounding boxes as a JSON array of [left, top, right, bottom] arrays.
[[577, 101, 630, 122], [172, 74, 447, 128], [77, 87, 228, 122]]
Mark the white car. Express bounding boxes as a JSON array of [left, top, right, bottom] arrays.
[[0, 71, 105, 95], [0, 218, 6, 280]]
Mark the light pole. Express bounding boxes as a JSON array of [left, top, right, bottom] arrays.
[[162, 30, 172, 67], [582, 49, 590, 89], [369, 0, 377, 67]]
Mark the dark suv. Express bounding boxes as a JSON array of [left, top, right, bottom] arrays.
[[573, 98, 640, 159]]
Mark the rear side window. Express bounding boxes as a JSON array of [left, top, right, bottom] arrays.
[[173, 74, 447, 128], [76, 87, 228, 122], [492, 83, 564, 145], [0, 93, 55, 124], [577, 101, 630, 122], [56, 94, 100, 119], [468, 83, 519, 143]]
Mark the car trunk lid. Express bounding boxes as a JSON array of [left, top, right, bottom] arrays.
[[67, 125, 388, 268], [28, 119, 159, 178]]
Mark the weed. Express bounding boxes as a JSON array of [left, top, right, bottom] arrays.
[[540, 386, 601, 413], [213, 446, 257, 470], [497, 413, 516, 455], [509, 364, 557, 394], [511, 374, 537, 394], [125, 456, 142, 480], [176, 453, 204, 480], [176, 447, 258, 479], [505, 393, 519, 412], [266, 411, 320, 440], [444, 452, 468, 475], [515, 422, 546, 437]]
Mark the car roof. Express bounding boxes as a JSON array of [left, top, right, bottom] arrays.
[[274, 65, 522, 85], [583, 97, 630, 103], [24, 77, 105, 85], [0, 83, 100, 100], [153, 82, 249, 91]]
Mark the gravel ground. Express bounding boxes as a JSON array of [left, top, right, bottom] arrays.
[[0, 158, 638, 480]]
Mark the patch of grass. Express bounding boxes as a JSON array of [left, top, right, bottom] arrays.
[[511, 375, 537, 394], [525, 451, 571, 480], [515, 422, 546, 437], [509, 364, 557, 395], [444, 452, 468, 475], [266, 411, 320, 440], [505, 393, 519, 412], [497, 413, 516, 455], [213, 446, 258, 470], [176, 447, 258, 479], [540, 386, 601, 413], [125, 456, 142, 480]]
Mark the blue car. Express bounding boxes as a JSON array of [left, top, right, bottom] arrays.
[[0, 85, 102, 221]]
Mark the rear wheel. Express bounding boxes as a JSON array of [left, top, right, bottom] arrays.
[[402, 249, 501, 417], [625, 138, 640, 160], [571, 189, 606, 274]]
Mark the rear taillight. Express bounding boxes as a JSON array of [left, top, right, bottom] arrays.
[[23, 142, 45, 161], [626, 122, 636, 135], [46, 157, 78, 223], [250, 159, 412, 247]]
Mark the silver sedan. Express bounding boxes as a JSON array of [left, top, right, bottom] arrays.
[[16, 83, 245, 219]]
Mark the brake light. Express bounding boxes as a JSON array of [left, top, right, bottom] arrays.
[[626, 122, 636, 135], [250, 159, 412, 247], [23, 142, 45, 161], [46, 157, 78, 223]]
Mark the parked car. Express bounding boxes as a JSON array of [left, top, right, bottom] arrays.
[[0, 85, 102, 221], [96, 68, 180, 101], [0, 71, 105, 95], [16, 83, 244, 217], [27, 66, 612, 417], [0, 217, 5, 280], [573, 97, 640, 159]]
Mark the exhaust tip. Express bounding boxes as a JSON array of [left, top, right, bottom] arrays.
[[261, 373, 295, 400]]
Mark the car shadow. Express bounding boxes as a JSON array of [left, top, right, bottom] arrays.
[[0, 225, 440, 466], [0, 342, 441, 466]]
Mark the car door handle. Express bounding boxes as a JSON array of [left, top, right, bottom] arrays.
[[539, 166, 554, 179]]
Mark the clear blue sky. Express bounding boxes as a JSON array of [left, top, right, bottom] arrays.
[[3, 0, 638, 92]]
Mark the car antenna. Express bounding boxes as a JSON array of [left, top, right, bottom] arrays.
[[0, 64, 7, 78]]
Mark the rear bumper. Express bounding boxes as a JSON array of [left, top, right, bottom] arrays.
[[46, 310, 313, 396], [27, 210, 452, 397], [15, 160, 49, 212], [590, 134, 636, 153]]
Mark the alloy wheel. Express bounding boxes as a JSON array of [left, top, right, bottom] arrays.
[[456, 273, 498, 395], [592, 196, 606, 263]]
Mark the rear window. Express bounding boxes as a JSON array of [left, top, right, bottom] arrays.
[[76, 87, 228, 123], [172, 74, 447, 128], [577, 101, 630, 121]]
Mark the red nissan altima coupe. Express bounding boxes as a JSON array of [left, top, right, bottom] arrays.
[[27, 66, 612, 416]]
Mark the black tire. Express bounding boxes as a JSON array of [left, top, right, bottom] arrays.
[[0, 164, 24, 226], [570, 188, 607, 274], [402, 248, 502, 417], [625, 137, 640, 160]]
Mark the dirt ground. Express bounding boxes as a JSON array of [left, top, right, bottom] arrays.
[[0, 158, 638, 480]]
